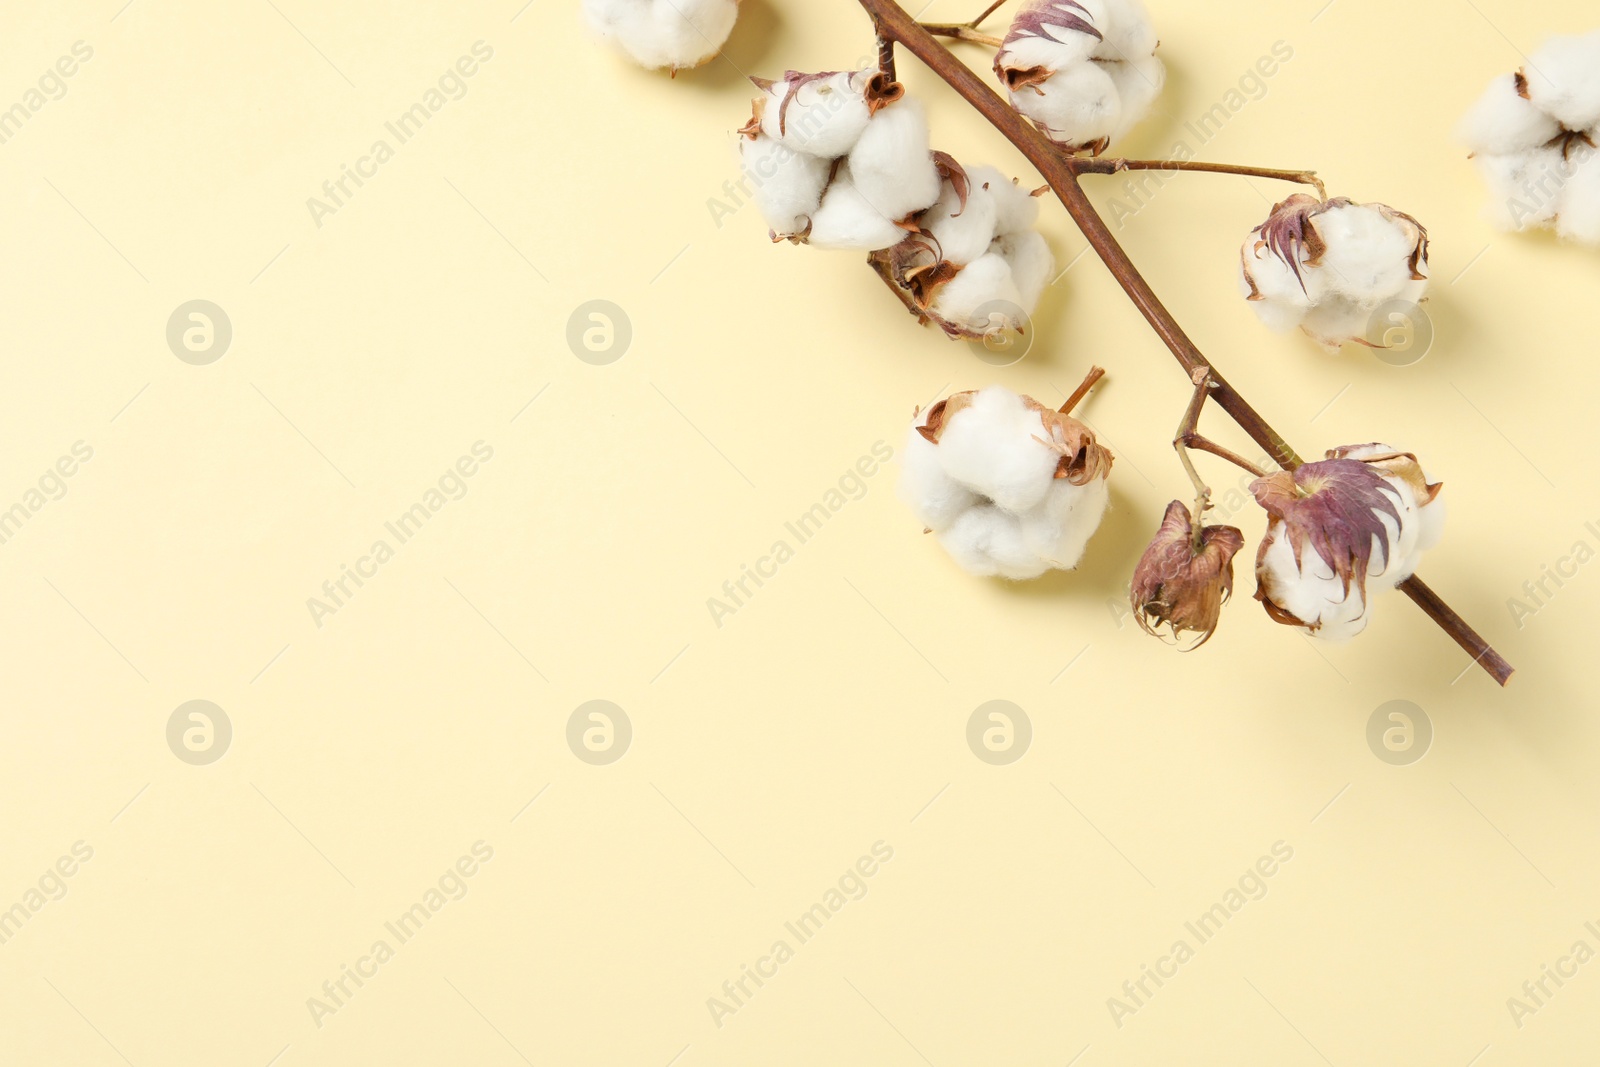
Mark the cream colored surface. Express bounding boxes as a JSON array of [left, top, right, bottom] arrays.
[[1, 0, 1596, 1063]]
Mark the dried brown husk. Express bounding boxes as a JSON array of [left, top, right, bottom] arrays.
[[1130, 500, 1246, 649]]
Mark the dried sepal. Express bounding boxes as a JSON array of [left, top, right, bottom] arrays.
[[1130, 500, 1246, 649], [1027, 398, 1113, 485], [1248, 194, 1345, 293], [1249, 458, 1403, 606], [738, 96, 765, 140], [913, 390, 1112, 484], [863, 71, 906, 115], [931, 151, 970, 217], [1324, 444, 1443, 505]]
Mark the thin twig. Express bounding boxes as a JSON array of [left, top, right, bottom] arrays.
[[1173, 367, 1215, 549], [1059, 365, 1105, 415], [1070, 157, 1327, 200], [857, 0, 1513, 686], [1181, 434, 1269, 479], [919, 0, 1009, 47], [920, 24, 1004, 46]]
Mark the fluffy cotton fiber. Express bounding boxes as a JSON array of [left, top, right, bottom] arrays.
[[898, 386, 1112, 579], [583, 0, 739, 73], [1252, 445, 1445, 642], [994, 0, 1165, 154], [738, 70, 936, 245], [1459, 30, 1600, 245], [1239, 195, 1431, 351], [738, 72, 1056, 340]]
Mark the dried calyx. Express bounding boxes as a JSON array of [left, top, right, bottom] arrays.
[[1130, 500, 1245, 649], [1239, 193, 1431, 352], [1251, 445, 1444, 642]]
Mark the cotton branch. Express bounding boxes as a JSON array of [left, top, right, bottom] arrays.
[[861, 0, 1514, 685], [1069, 157, 1328, 201]]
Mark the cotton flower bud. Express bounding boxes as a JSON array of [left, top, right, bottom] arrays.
[[1238, 194, 1431, 351], [1251, 445, 1444, 642], [994, 0, 1165, 155], [1459, 32, 1600, 245], [1129, 501, 1246, 649], [582, 0, 739, 74], [898, 385, 1112, 580]]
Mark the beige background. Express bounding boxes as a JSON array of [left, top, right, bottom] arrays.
[[1, 0, 1596, 1063]]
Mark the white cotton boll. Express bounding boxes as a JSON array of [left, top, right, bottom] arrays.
[[807, 170, 906, 251], [761, 71, 873, 158], [846, 98, 942, 225], [993, 231, 1054, 315], [923, 176, 1001, 266], [1522, 31, 1600, 132], [1330, 444, 1445, 582], [1240, 197, 1430, 349], [933, 387, 1058, 514], [1416, 496, 1448, 557], [976, 169, 1041, 236], [1313, 203, 1423, 303], [1017, 475, 1110, 570], [1239, 239, 1317, 333], [738, 135, 831, 237], [1257, 525, 1375, 642], [996, 0, 1109, 73], [1008, 61, 1121, 149], [1103, 53, 1165, 143], [583, 0, 739, 72], [1256, 447, 1445, 639], [898, 423, 981, 532], [1555, 148, 1600, 244], [1458, 73, 1564, 154], [999, 34, 1095, 76], [937, 506, 1052, 580], [1298, 300, 1376, 352], [1098, 0, 1158, 59], [931, 254, 1027, 333], [902, 385, 1113, 580], [1472, 147, 1565, 230]]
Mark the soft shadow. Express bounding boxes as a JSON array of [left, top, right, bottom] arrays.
[[1121, 49, 1193, 159], [989, 482, 1152, 605]]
